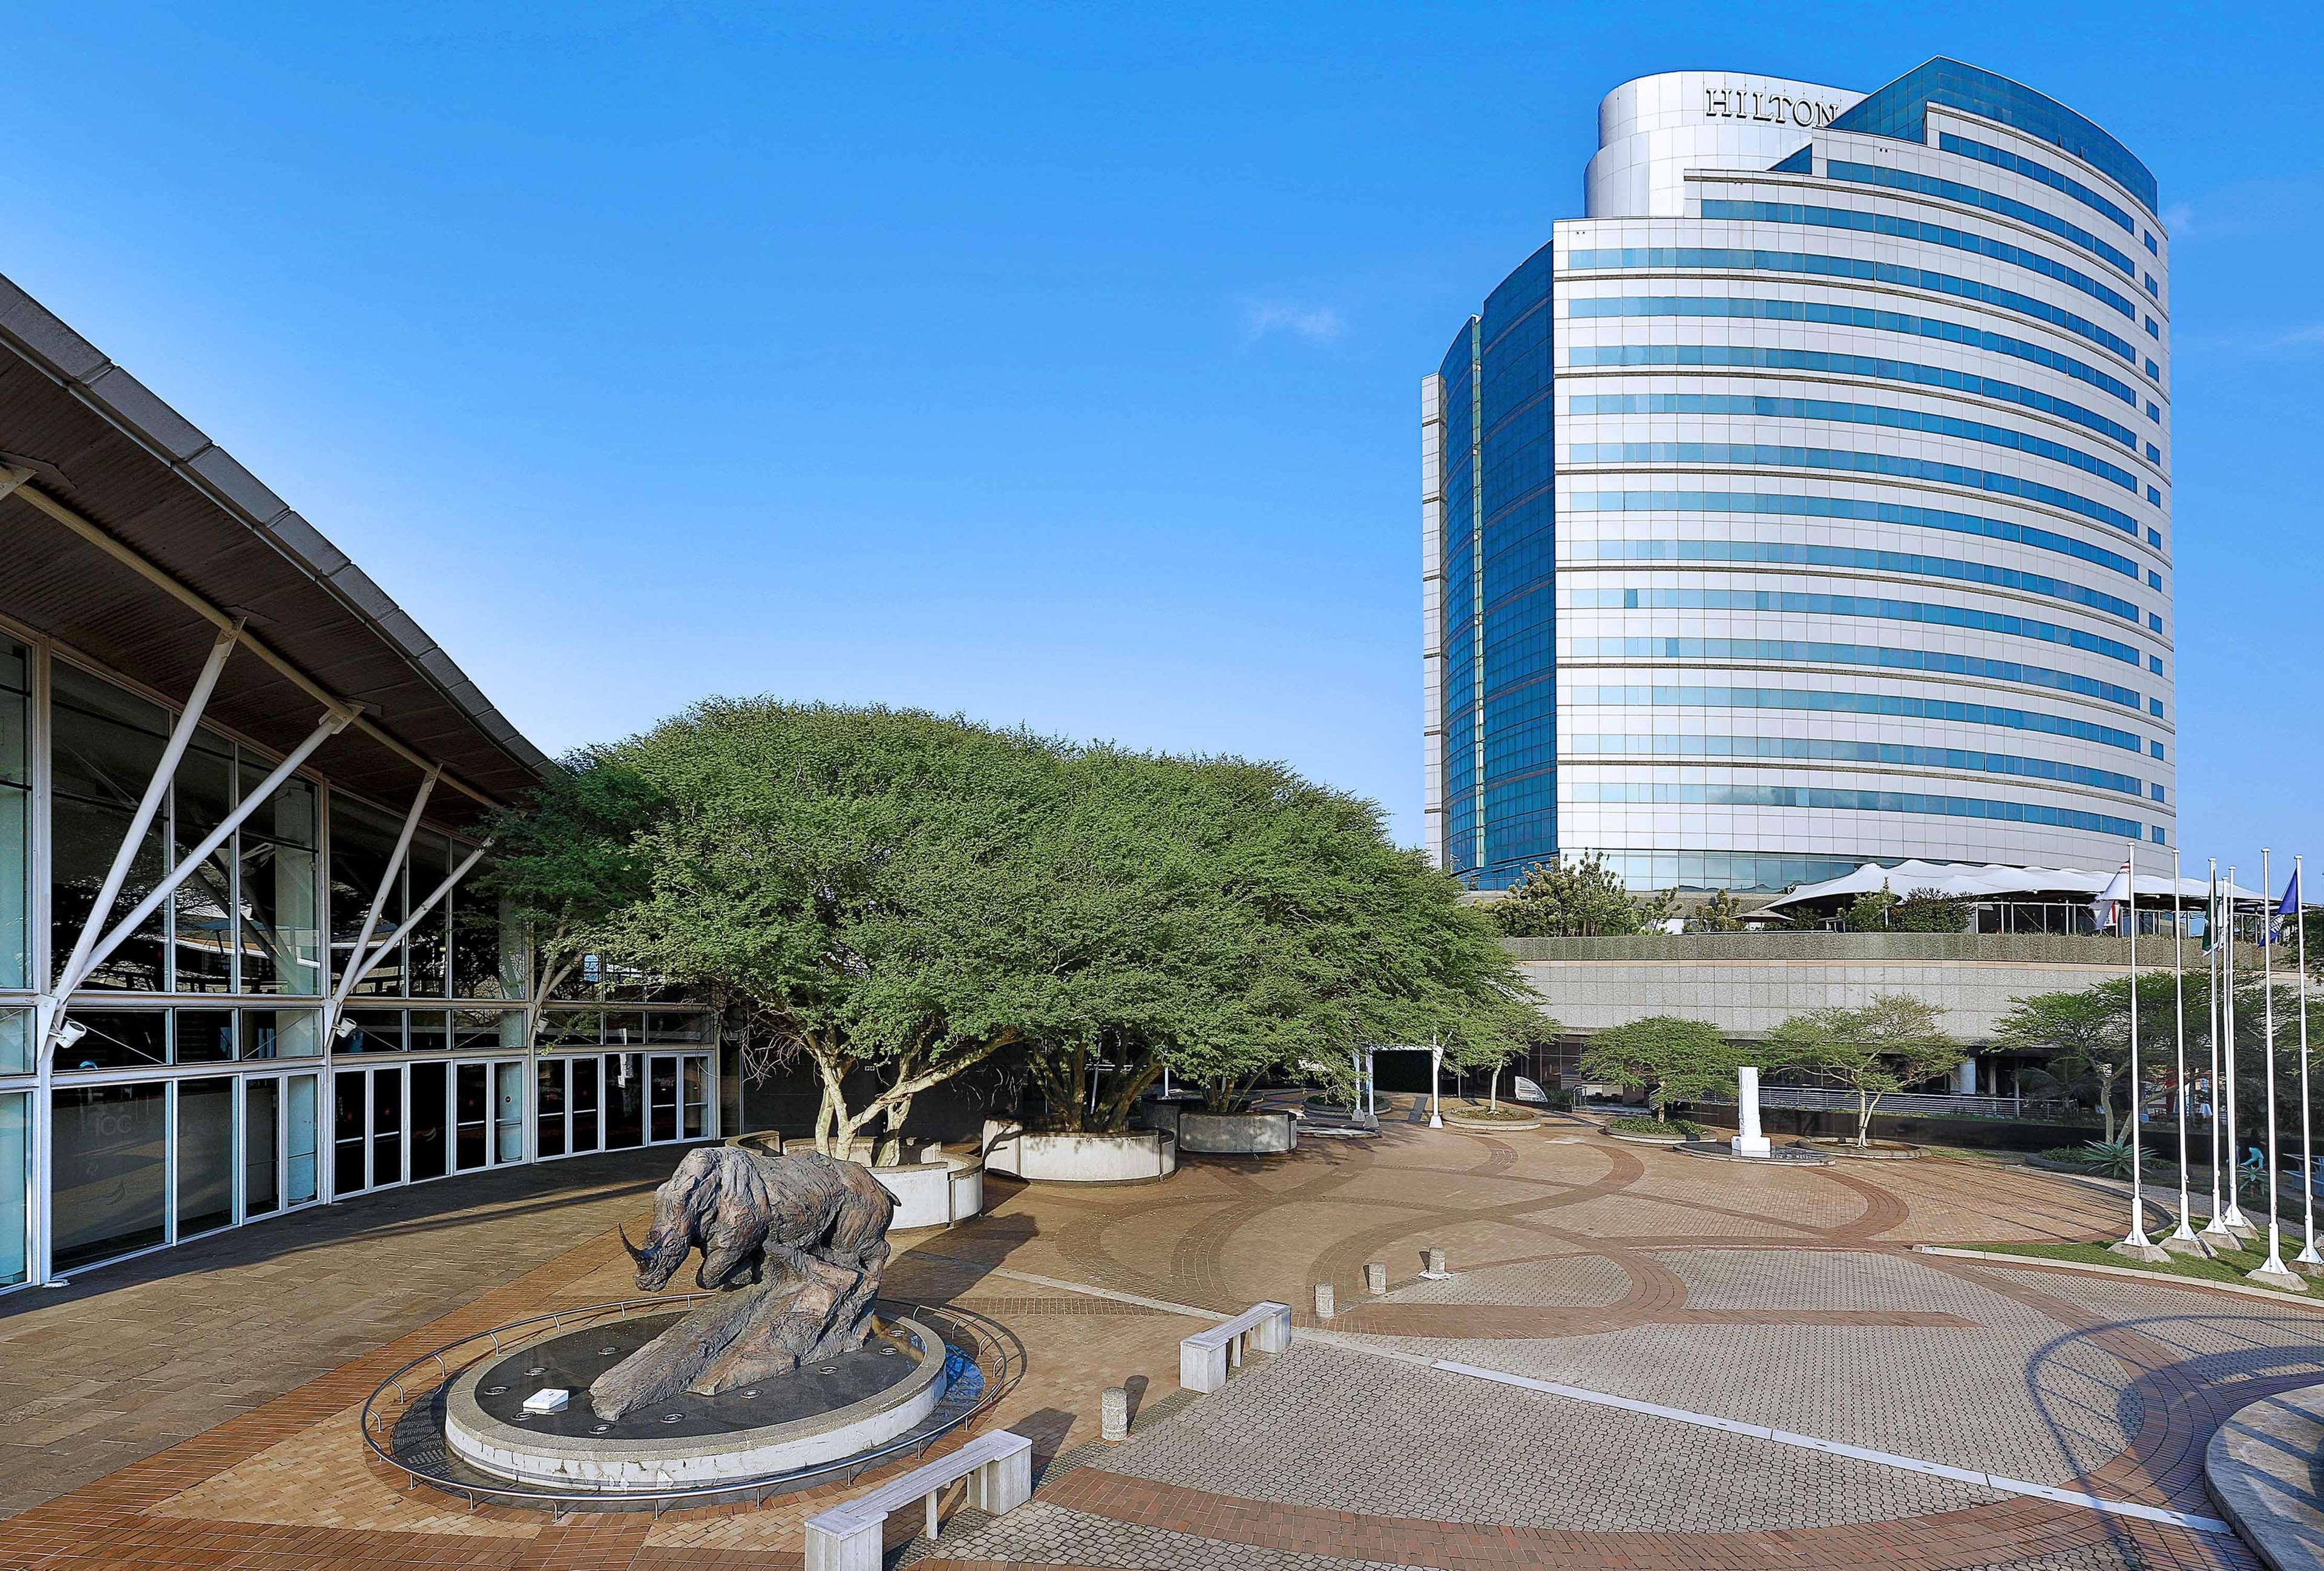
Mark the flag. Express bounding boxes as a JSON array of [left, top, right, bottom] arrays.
[[2265, 866, 2303, 945], [2092, 862, 2131, 933]]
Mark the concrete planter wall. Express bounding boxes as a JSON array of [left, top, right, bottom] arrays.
[[726, 1131, 986, 1228], [1176, 1109, 1298, 1156], [980, 1121, 1178, 1183], [1131, 1094, 1207, 1140]]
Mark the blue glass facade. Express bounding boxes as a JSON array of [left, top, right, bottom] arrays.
[[1427, 61, 2169, 889]]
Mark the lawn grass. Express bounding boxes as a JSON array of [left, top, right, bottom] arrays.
[[1957, 1238, 2320, 1296]]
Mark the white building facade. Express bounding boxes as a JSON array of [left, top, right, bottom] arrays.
[[1424, 59, 2174, 892]]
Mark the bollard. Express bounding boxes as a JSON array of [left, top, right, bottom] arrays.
[[1423, 1247, 1449, 1279], [1101, 1386, 1129, 1443], [1314, 1283, 1335, 1320], [1364, 1262, 1387, 1295]]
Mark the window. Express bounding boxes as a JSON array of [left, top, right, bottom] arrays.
[[2151, 785, 2167, 803], [2148, 614, 2162, 633], [2146, 444, 2160, 464], [0, 1092, 24, 1286], [175, 1076, 236, 1239], [1825, 160, 2135, 274], [2145, 316, 2159, 338], [50, 1082, 167, 1270], [2147, 401, 2159, 422], [238, 765, 318, 996], [2148, 529, 2162, 548], [0, 642, 30, 990], [243, 1078, 280, 1219], [2150, 699, 2165, 717], [2150, 656, 2164, 674], [536, 1060, 566, 1158], [285, 1075, 318, 1207], [2145, 357, 2159, 380], [410, 1060, 448, 1181], [49, 663, 169, 991], [2151, 741, 2165, 760], [2144, 231, 2158, 255], [327, 795, 405, 998], [2148, 571, 2162, 590], [58, 1010, 167, 1072], [570, 1058, 601, 1153]]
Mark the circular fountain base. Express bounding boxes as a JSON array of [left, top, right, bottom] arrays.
[[442, 1312, 948, 1492]]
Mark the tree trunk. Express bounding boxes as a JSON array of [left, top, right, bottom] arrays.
[[2096, 1067, 2119, 1144], [876, 1094, 914, 1165], [1489, 1062, 1502, 1112], [1856, 1090, 1873, 1147]]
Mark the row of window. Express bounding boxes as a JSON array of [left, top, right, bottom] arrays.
[[1495, 849, 1865, 894], [1698, 199, 2135, 319], [1830, 59, 2158, 216], [1561, 636, 2147, 712], [1560, 733, 2145, 796], [1565, 389, 2139, 490], [1561, 441, 2144, 536], [1561, 682, 2148, 754], [1934, 133, 2136, 234], [1566, 536, 2139, 623], [1566, 295, 2137, 408], [1566, 584, 2148, 667], [1560, 245, 2138, 363], [1560, 489, 2142, 582], [1563, 780, 2151, 841], [1825, 160, 2135, 275], [1, 637, 516, 1001]]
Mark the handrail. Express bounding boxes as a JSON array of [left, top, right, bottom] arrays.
[[358, 1296, 1019, 1516]]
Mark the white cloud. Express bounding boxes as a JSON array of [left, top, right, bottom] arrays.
[[1242, 300, 1344, 345]]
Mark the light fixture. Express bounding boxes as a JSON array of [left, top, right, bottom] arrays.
[[55, 1019, 87, 1049], [333, 1017, 357, 1041]]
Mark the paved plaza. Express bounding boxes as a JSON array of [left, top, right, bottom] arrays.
[[1, 1110, 2317, 1569]]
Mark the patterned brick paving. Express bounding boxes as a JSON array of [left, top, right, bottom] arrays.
[[0, 1111, 2309, 1569]]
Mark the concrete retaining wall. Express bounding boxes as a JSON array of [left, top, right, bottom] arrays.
[[979, 1122, 1178, 1182], [1507, 934, 2200, 1042]]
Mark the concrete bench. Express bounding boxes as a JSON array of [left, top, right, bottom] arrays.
[[1179, 1301, 1292, 1393], [803, 1428, 1032, 1571]]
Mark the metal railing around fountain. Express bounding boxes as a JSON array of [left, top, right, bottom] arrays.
[[357, 1295, 1022, 1517]]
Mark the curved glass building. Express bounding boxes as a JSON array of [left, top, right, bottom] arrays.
[[1423, 59, 2173, 891]]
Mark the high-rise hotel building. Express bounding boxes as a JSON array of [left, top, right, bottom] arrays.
[[1422, 60, 2173, 891]]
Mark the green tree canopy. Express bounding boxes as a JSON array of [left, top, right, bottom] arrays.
[[491, 700, 1536, 1151], [1765, 995, 1963, 1146], [1493, 852, 1672, 938], [1579, 1015, 1737, 1115]]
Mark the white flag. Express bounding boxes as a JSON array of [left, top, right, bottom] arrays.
[[2092, 862, 2131, 932]]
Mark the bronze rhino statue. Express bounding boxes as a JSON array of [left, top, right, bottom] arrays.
[[590, 1144, 896, 1420]]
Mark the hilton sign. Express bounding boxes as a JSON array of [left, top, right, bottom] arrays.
[[1703, 85, 1842, 127]]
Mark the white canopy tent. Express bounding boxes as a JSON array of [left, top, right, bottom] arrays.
[[1759, 860, 2265, 916]]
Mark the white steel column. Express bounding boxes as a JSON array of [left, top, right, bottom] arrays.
[[324, 766, 439, 1032], [47, 622, 241, 1007], [338, 840, 491, 990], [53, 708, 354, 1030]]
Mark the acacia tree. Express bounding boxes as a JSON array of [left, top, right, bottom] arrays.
[[476, 746, 663, 1049], [1766, 995, 1964, 1146], [1579, 1015, 1736, 1116], [1445, 998, 1561, 1110], [583, 700, 1091, 1159]]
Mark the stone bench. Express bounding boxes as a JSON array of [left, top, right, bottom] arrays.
[[1179, 1302, 1292, 1393], [803, 1428, 1032, 1571]]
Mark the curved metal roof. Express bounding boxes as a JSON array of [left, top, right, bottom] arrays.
[[0, 269, 551, 817]]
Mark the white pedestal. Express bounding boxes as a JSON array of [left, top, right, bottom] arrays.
[[1732, 1065, 1770, 1157]]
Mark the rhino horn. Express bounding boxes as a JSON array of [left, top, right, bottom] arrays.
[[619, 1224, 651, 1268]]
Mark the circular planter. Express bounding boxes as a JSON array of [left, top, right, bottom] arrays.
[[726, 1132, 986, 1228], [980, 1121, 1178, 1183], [1604, 1130, 1689, 1145], [442, 1313, 948, 1492], [1177, 1109, 1298, 1156], [1804, 1138, 1924, 1161], [1443, 1107, 1543, 1131]]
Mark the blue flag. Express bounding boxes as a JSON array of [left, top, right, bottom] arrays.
[[2267, 866, 2304, 945]]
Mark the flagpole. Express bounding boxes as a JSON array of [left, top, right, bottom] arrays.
[[2116, 839, 2161, 1257], [2201, 859, 2234, 1247], [2224, 865, 2251, 1235], [2295, 855, 2318, 1273], [2164, 845, 2201, 1253], [2251, 849, 2300, 1287]]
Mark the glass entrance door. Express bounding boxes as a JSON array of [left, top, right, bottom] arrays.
[[648, 1055, 678, 1144]]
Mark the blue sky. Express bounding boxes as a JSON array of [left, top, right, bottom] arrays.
[[4, 2, 2318, 868]]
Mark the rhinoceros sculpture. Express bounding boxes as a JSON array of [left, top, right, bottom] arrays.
[[588, 1144, 896, 1421]]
